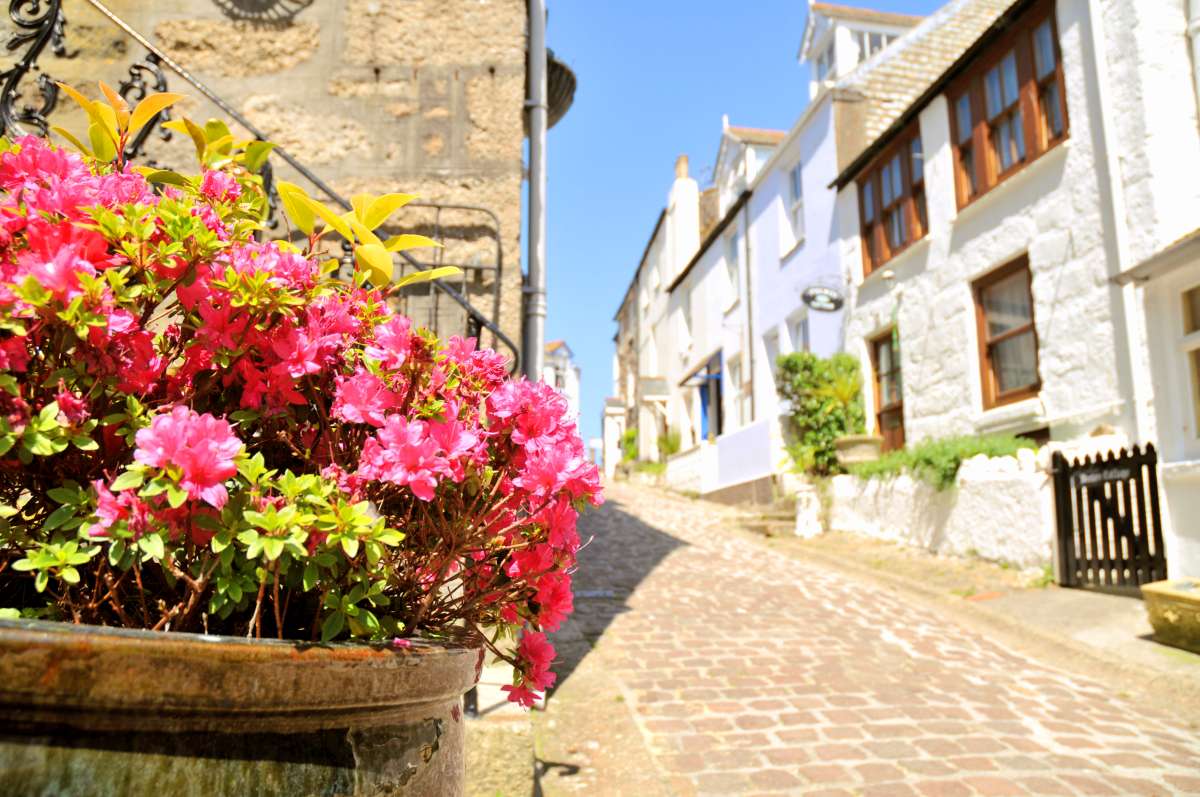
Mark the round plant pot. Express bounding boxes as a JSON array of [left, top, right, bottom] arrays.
[[0, 619, 482, 796], [835, 434, 884, 466]]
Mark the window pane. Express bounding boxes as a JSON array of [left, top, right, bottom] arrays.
[[870, 32, 883, 53], [1001, 51, 1020, 106], [992, 330, 1039, 393], [1185, 286, 1200, 334], [1040, 82, 1063, 140], [790, 164, 803, 202], [985, 66, 1003, 117], [993, 114, 1025, 172], [886, 208, 908, 249], [983, 271, 1033, 337], [881, 164, 893, 205], [955, 94, 973, 145], [863, 180, 875, 223], [910, 138, 924, 183], [960, 146, 976, 196], [1034, 20, 1057, 79], [914, 187, 927, 233], [889, 154, 903, 200]]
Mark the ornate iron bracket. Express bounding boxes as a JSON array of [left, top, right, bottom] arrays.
[[0, 0, 67, 137]]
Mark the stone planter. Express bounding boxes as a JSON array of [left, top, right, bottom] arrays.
[[834, 434, 883, 466], [0, 619, 482, 796], [1142, 578, 1200, 654]]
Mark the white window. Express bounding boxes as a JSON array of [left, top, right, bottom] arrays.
[[788, 163, 805, 243], [855, 30, 892, 61], [678, 294, 693, 354], [1184, 285, 1200, 436], [725, 230, 741, 307], [816, 43, 834, 81], [788, 313, 810, 353], [727, 357, 750, 428]]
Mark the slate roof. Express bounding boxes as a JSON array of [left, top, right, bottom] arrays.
[[834, 0, 1016, 175]]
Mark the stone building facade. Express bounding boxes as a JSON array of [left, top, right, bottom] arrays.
[[33, 0, 533, 354]]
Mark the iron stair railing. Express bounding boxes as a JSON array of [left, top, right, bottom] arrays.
[[0, 0, 519, 371]]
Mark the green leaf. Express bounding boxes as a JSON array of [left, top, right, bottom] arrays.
[[59, 566, 80, 585], [163, 117, 207, 161], [71, 434, 99, 451], [243, 140, 276, 173], [138, 534, 165, 561], [394, 266, 462, 289], [167, 484, 189, 509], [383, 234, 441, 253], [142, 169, 190, 188], [47, 487, 79, 505], [203, 118, 233, 144], [110, 470, 144, 492], [42, 504, 76, 531], [276, 181, 315, 236], [50, 125, 91, 156], [262, 537, 285, 562], [354, 244, 394, 287], [302, 195, 354, 241], [320, 610, 345, 642], [0, 608, 19, 620], [128, 92, 184, 137], [108, 539, 126, 567], [364, 193, 417, 230], [340, 537, 359, 559], [34, 571, 48, 593], [88, 121, 117, 163], [302, 562, 319, 591]]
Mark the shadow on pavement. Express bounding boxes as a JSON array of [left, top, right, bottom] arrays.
[[546, 493, 687, 696]]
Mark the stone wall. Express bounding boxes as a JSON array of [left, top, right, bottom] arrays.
[[37, 0, 526, 352]]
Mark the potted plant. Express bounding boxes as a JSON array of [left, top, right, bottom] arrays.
[[0, 86, 601, 795]]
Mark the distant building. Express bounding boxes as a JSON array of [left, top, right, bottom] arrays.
[[543, 340, 581, 419]]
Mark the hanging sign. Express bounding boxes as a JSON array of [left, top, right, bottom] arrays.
[[801, 285, 844, 312]]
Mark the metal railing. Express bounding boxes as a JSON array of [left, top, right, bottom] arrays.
[[0, 0, 519, 370]]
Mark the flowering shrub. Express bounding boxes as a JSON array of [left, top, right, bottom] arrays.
[[0, 86, 601, 706]]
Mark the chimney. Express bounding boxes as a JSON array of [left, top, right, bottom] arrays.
[[675, 154, 689, 179]]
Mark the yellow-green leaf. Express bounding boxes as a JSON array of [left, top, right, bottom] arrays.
[[92, 102, 120, 148], [302, 195, 353, 241], [345, 215, 382, 248], [242, 140, 275, 173], [97, 81, 130, 130], [57, 82, 118, 148], [50, 125, 90, 156], [394, 266, 461, 288], [163, 117, 207, 161], [128, 92, 184, 137], [276, 181, 315, 236], [205, 133, 234, 158], [383, 234, 441, 253], [142, 169, 189, 187], [203, 118, 232, 144], [354, 243, 395, 286], [350, 193, 372, 220], [364, 193, 417, 231], [88, 122, 117, 162]]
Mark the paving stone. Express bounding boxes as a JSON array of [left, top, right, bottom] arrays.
[[533, 483, 1200, 796]]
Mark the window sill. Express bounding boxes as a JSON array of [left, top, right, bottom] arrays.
[[952, 138, 1071, 227], [1163, 459, 1200, 480], [971, 395, 1046, 435], [859, 236, 932, 287]]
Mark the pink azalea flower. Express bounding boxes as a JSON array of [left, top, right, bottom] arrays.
[[332, 368, 399, 427], [133, 406, 243, 508], [365, 315, 413, 370], [534, 572, 573, 632], [199, 170, 241, 203], [357, 415, 447, 501]]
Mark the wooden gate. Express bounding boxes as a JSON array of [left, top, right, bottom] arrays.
[[1051, 444, 1167, 592]]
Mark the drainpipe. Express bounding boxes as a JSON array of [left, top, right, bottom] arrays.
[[742, 198, 756, 423], [1190, 0, 1200, 119], [523, 0, 548, 381]]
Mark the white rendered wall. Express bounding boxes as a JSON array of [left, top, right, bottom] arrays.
[[826, 452, 1055, 567], [839, 0, 1167, 447]]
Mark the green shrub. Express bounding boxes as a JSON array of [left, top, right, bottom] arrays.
[[633, 460, 666, 476], [776, 352, 866, 475], [849, 434, 1037, 490], [620, 427, 638, 462], [658, 427, 681, 459]]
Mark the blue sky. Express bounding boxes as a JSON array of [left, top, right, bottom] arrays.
[[542, 1, 945, 441]]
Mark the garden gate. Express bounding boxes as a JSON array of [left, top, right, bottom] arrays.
[[1051, 444, 1167, 592]]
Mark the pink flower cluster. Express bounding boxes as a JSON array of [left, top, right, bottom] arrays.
[[0, 134, 602, 707]]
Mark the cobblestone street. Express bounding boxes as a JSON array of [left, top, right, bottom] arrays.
[[534, 483, 1200, 796]]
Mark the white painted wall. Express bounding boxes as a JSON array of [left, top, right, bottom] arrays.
[[826, 451, 1055, 567], [838, 0, 1200, 448]]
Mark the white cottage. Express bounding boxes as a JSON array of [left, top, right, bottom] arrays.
[[834, 0, 1200, 573]]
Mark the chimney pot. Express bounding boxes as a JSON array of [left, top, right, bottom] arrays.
[[675, 154, 689, 179]]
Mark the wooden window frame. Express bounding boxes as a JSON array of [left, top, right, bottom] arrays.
[[974, 255, 1041, 409], [857, 121, 927, 276], [948, 0, 1069, 209], [870, 329, 905, 452]]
